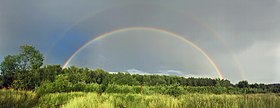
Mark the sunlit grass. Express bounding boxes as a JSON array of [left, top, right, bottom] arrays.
[[0, 89, 38, 108], [36, 92, 85, 107], [1, 89, 280, 108], [62, 93, 280, 108]]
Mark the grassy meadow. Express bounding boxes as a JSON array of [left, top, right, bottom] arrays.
[[1, 89, 280, 108]]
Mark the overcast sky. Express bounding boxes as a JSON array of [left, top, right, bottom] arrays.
[[0, 0, 280, 83]]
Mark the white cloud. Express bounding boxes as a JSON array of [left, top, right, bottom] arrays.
[[126, 69, 149, 74], [158, 70, 185, 76]]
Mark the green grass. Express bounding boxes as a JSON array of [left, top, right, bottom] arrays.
[[62, 93, 280, 108], [1, 89, 280, 108], [36, 92, 85, 108], [61, 93, 179, 108], [0, 89, 38, 108]]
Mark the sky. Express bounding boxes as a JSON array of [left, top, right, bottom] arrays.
[[0, 0, 280, 83]]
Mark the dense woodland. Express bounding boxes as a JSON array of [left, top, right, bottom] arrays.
[[0, 45, 280, 96]]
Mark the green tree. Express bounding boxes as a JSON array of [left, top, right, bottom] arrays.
[[150, 75, 166, 86], [94, 69, 107, 84], [17, 45, 43, 71], [39, 65, 62, 83], [0, 55, 19, 87], [84, 68, 97, 84], [110, 72, 138, 86], [237, 80, 249, 88], [63, 66, 84, 83], [132, 74, 144, 84], [6, 45, 44, 89], [53, 74, 71, 92]]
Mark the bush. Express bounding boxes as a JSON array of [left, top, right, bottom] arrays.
[[35, 75, 72, 95], [84, 83, 102, 93], [165, 85, 184, 97], [35, 81, 55, 96], [71, 82, 86, 92]]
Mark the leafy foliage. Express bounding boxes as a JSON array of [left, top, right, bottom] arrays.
[[0, 45, 43, 90], [0, 55, 18, 87], [1, 45, 280, 108], [1, 45, 280, 95]]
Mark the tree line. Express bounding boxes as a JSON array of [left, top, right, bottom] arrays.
[[0, 45, 279, 95]]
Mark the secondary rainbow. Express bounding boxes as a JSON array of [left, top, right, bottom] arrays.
[[62, 27, 225, 79]]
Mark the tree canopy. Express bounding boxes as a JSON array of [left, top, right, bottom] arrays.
[[0, 45, 43, 89], [0, 45, 279, 95]]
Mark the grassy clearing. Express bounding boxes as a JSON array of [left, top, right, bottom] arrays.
[[1, 89, 280, 108], [62, 93, 280, 108]]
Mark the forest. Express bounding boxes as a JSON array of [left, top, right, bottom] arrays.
[[1, 45, 280, 108]]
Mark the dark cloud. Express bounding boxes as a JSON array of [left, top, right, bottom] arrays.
[[0, 0, 279, 83]]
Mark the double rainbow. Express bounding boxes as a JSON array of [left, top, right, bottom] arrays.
[[62, 27, 225, 79]]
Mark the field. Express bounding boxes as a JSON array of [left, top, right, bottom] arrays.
[[1, 89, 280, 108]]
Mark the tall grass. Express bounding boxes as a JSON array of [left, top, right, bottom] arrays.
[[0, 89, 38, 108], [1, 89, 280, 108], [62, 93, 180, 108], [62, 93, 280, 108], [36, 92, 85, 108], [178, 93, 280, 108]]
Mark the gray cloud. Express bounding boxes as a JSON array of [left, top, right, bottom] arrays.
[[0, 0, 280, 83], [68, 30, 218, 77]]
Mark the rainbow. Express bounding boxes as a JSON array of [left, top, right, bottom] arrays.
[[62, 27, 225, 79], [189, 16, 246, 80], [40, 4, 245, 80]]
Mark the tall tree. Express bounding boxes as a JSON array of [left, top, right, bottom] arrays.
[[236, 80, 249, 88], [18, 45, 43, 71], [0, 55, 19, 87], [4, 45, 44, 89]]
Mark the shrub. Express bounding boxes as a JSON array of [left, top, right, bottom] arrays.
[[84, 83, 102, 93], [165, 85, 184, 97]]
